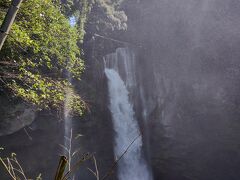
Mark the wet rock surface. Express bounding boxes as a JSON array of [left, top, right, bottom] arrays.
[[0, 95, 36, 136]]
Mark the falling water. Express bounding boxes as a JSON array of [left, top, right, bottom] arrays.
[[104, 48, 152, 180], [63, 73, 72, 171], [64, 87, 72, 148], [64, 19, 75, 150]]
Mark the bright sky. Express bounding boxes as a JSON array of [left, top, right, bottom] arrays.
[[69, 16, 76, 27]]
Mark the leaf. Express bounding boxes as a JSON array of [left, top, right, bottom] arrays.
[[75, 133, 84, 139], [71, 148, 81, 157], [11, 153, 16, 158], [59, 144, 69, 153], [36, 173, 42, 180]]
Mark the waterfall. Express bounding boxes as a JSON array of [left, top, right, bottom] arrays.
[[64, 87, 72, 147], [63, 76, 73, 172], [104, 48, 152, 180]]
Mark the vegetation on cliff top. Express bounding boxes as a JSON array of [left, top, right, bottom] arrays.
[[0, 0, 90, 115], [0, 0, 127, 115]]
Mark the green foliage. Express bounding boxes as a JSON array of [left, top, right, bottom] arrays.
[[65, 87, 87, 116], [0, 0, 86, 114], [61, 0, 127, 32], [0, 0, 128, 115], [95, 0, 127, 30], [59, 0, 93, 41]]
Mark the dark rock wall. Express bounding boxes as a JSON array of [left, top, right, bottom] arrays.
[[123, 0, 240, 179], [0, 110, 63, 179], [0, 94, 36, 136], [73, 41, 116, 180]]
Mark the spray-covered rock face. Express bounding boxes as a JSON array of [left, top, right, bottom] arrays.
[[122, 0, 240, 179], [0, 95, 35, 136]]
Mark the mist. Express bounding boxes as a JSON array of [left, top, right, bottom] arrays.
[[1, 0, 240, 179], [123, 0, 240, 179]]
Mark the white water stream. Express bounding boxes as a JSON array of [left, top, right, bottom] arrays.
[[105, 48, 152, 180]]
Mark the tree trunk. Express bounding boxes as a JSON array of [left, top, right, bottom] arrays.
[[0, 0, 23, 50]]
